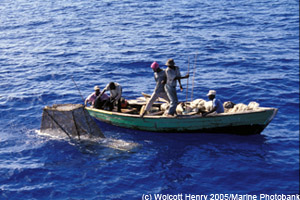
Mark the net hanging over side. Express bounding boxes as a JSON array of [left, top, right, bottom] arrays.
[[40, 104, 104, 139]]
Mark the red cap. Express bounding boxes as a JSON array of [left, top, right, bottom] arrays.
[[150, 62, 159, 71]]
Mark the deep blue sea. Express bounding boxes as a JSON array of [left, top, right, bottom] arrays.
[[0, 0, 299, 199]]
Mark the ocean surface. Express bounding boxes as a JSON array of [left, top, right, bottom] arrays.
[[0, 0, 299, 199]]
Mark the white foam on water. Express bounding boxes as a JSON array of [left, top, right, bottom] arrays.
[[35, 129, 140, 152]]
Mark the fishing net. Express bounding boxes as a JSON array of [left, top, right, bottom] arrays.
[[40, 104, 104, 139]]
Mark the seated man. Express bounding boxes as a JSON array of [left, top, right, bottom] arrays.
[[100, 82, 122, 112], [202, 90, 224, 117], [84, 86, 108, 108], [94, 90, 110, 110]]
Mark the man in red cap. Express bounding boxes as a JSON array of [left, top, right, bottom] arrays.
[[140, 61, 170, 117]]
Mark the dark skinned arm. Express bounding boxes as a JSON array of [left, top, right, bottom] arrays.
[[99, 89, 106, 100], [202, 107, 217, 117], [175, 74, 189, 91]]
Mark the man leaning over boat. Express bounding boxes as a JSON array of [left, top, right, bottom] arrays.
[[100, 82, 122, 112], [84, 85, 109, 109]]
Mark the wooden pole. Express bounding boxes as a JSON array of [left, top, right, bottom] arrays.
[[191, 53, 197, 102], [186, 56, 190, 102]]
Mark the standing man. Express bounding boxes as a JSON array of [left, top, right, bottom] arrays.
[[164, 58, 189, 117], [202, 90, 224, 116], [140, 62, 170, 117], [100, 82, 122, 112]]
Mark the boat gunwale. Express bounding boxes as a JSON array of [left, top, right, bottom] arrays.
[[85, 106, 278, 119]]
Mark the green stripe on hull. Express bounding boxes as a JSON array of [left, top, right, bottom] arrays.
[[86, 107, 277, 134]]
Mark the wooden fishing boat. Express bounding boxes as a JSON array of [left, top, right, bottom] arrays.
[[85, 100, 278, 134]]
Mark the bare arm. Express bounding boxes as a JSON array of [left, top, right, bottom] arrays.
[[178, 79, 183, 91], [100, 84, 109, 98], [176, 74, 189, 91], [84, 93, 93, 106], [203, 107, 217, 117], [175, 73, 189, 80], [99, 89, 106, 98]]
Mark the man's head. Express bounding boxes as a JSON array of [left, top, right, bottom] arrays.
[[109, 82, 116, 90], [207, 90, 216, 100], [165, 58, 175, 68], [94, 85, 100, 95], [150, 62, 159, 72]]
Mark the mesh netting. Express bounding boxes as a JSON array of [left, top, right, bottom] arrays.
[[40, 104, 104, 139]]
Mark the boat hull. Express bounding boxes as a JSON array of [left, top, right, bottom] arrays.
[[86, 107, 278, 135]]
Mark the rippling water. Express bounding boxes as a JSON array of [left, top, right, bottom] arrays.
[[0, 0, 299, 199]]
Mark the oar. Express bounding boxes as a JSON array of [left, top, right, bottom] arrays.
[[186, 56, 190, 102], [191, 53, 197, 102]]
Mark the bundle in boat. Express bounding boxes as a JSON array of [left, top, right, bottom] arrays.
[[40, 104, 104, 139]]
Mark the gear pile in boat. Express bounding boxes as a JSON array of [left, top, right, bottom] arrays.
[[136, 95, 262, 117]]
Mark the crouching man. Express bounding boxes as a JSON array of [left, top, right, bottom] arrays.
[[202, 90, 224, 117], [85, 85, 109, 108]]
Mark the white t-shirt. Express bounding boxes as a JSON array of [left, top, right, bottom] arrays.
[[165, 66, 181, 87], [104, 82, 122, 100]]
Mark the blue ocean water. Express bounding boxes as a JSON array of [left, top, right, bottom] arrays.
[[0, 0, 299, 199]]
